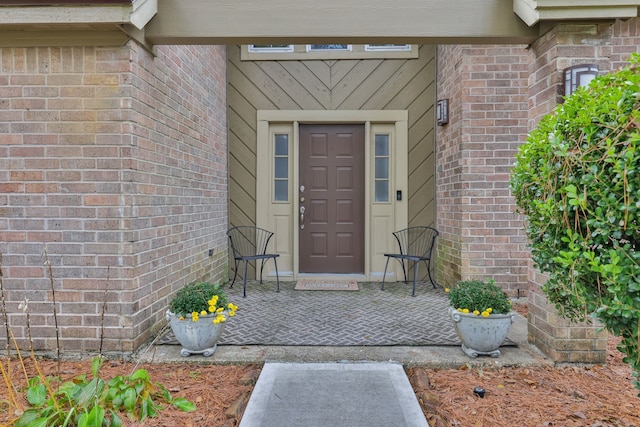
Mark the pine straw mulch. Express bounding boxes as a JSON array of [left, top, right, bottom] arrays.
[[1, 324, 639, 426], [408, 303, 639, 426], [409, 334, 639, 426]]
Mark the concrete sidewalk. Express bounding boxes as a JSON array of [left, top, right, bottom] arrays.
[[239, 362, 429, 427]]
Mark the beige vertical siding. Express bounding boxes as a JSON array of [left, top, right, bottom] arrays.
[[227, 44, 437, 236]]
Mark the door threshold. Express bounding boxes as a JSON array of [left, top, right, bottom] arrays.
[[297, 273, 367, 281]]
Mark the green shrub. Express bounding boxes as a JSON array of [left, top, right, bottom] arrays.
[[511, 53, 640, 391], [447, 280, 512, 315], [14, 356, 196, 427]]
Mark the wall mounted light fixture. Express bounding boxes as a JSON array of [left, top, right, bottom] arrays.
[[563, 64, 598, 97], [436, 98, 449, 126]]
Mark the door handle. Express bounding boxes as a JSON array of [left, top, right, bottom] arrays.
[[300, 206, 305, 229]]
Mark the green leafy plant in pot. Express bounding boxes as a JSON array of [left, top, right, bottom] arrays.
[[166, 282, 239, 357], [447, 280, 515, 358]]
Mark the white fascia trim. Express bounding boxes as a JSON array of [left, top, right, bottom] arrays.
[[514, 0, 640, 26], [0, 1, 156, 29], [131, 0, 157, 30]]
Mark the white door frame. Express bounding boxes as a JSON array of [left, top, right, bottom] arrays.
[[256, 110, 408, 281]]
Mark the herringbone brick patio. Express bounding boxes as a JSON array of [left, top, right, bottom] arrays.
[[163, 280, 464, 346]]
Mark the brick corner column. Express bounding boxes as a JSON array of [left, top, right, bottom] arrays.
[[528, 275, 607, 364], [526, 22, 613, 364]]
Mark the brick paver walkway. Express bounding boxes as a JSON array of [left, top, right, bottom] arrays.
[[210, 280, 461, 346]]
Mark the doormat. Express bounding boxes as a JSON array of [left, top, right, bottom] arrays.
[[294, 279, 359, 291]]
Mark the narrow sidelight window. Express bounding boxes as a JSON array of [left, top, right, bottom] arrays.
[[374, 134, 390, 202], [274, 134, 289, 201]]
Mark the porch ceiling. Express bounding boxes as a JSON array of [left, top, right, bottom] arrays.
[[144, 0, 539, 45], [1, 0, 639, 47]]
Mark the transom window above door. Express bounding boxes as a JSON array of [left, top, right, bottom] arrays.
[[242, 44, 418, 60], [248, 44, 294, 53], [306, 44, 351, 52]]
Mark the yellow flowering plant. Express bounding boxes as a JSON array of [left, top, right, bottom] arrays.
[[168, 281, 238, 324], [446, 279, 511, 316]]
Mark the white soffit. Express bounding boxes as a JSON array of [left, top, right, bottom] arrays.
[[514, 0, 640, 26], [0, 0, 156, 30]]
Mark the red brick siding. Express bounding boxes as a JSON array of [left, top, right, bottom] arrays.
[[436, 45, 530, 296], [526, 21, 617, 363], [0, 42, 227, 353], [611, 17, 640, 68], [435, 45, 464, 286], [528, 23, 613, 127]]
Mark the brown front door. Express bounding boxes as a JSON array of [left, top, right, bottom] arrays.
[[299, 124, 365, 273]]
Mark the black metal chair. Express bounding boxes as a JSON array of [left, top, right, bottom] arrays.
[[227, 226, 280, 298], [381, 226, 439, 296]]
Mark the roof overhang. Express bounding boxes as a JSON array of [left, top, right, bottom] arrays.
[[0, 0, 156, 48], [144, 0, 539, 45], [514, 0, 640, 26], [0, 0, 638, 48], [0, 0, 155, 29], [0, 0, 131, 6]]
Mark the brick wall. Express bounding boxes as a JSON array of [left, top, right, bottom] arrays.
[[0, 42, 228, 353], [528, 22, 613, 127], [528, 275, 608, 363], [525, 20, 632, 364], [436, 44, 530, 296], [435, 45, 463, 286], [611, 17, 640, 68]]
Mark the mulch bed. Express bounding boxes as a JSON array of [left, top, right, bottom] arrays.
[[409, 335, 639, 427], [1, 302, 638, 427]]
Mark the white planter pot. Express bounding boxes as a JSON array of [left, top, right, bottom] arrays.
[[166, 310, 226, 357], [449, 307, 515, 358]]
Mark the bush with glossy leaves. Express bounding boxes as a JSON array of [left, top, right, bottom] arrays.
[[511, 53, 640, 392]]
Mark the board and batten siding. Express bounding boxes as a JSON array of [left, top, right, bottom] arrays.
[[227, 44, 437, 278]]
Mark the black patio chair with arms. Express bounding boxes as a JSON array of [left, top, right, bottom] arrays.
[[381, 226, 439, 296], [227, 226, 280, 298]]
